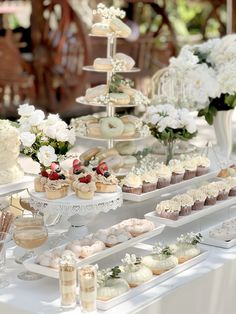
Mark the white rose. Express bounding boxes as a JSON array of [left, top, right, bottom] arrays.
[[20, 132, 36, 147], [19, 122, 31, 133], [47, 114, 60, 125], [29, 110, 45, 126], [37, 145, 57, 167], [56, 128, 70, 142], [68, 129, 76, 145], [43, 125, 57, 139], [18, 104, 35, 117]]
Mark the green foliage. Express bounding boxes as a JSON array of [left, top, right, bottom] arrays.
[[191, 233, 202, 245], [110, 266, 121, 279]]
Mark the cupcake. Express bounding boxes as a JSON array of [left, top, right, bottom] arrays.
[[156, 200, 181, 220], [142, 244, 178, 275], [34, 169, 48, 192], [200, 184, 219, 205], [156, 165, 172, 189], [119, 254, 153, 288], [70, 159, 85, 189], [182, 159, 197, 180], [97, 267, 130, 301], [224, 177, 236, 196], [95, 162, 118, 193], [141, 170, 157, 193], [172, 194, 194, 216], [211, 181, 231, 200], [194, 155, 210, 176], [45, 172, 69, 200], [169, 160, 185, 184], [187, 189, 207, 210], [121, 172, 142, 195], [174, 233, 202, 263], [73, 174, 96, 200]]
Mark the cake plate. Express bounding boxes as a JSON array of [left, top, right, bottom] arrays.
[[28, 187, 123, 239]]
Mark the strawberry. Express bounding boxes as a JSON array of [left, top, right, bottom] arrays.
[[79, 174, 92, 184], [96, 162, 108, 175], [73, 159, 80, 167], [48, 171, 60, 180], [41, 170, 48, 178]]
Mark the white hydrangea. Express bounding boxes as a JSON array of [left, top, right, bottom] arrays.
[[170, 45, 199, 70], [28, 109, 45, 126], [18, 103, 35, 117], [217, 60, 236, 95]]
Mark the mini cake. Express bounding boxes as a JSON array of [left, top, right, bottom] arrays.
[[142, 244, 178, 275], [141, 170, 157, 193], [0, 120, 24, 185], [93, 58, 113, 71], [73, 174, 96, 200], [109, 93, 130, 105], [194, 155, 210, 176], [199, 184, 219, 205], [45, 164, 69, 200], [85, 84, 109, 102], [224, 178, 236, 196], [174, 233, 202, 263], [34, 169, 49, 192], [182, 159, 197, 180], [172, 194, 194, 216], [156, 200, 181, 220], [97, 267, 130, 301], [211, 181, 231, 200], [156, 165, 172, 189], [187, 189, 207, 210], [70, 159, 85, 190], [95, 162, 118, 193], [121, 172, 142, 194], [169, 160, 185, 184], [120, 254, 153, 287]]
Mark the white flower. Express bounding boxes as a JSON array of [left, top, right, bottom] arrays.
[[170, 46, 199, 70], [56, 128, 70, 142], [43, 125, 56, 139], [37, 145, 57, 167], [217, 60, 236, 95], [20, 132, 36, 147], [29, 110, 45, 126], [46, 113, 60, 125], [68, 129, 76, 145], [18, 104, 35, 117]]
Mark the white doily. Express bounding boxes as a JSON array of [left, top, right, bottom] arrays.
[[28, 187, 123, 217]]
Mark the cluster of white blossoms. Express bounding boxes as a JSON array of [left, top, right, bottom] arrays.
[[93, 3, 125, 21], [145, 103, 197, 134], [121, 253, 141, 272], [176, 232, 202, 246], [168, 34, 236, 110], [18, 104, 75, 167]]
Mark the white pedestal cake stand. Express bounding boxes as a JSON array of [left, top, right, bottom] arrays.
[[28, 188, 123, 239]]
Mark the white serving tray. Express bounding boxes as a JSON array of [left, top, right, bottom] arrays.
[[145, 196, 236, 228], [96, 246, 209, 311], [23, 223, 165, 279], [0, 175, 34, 197], [201, 218, 236, 249], [123, 170, 219, 202], [83, 65, 140, 73]]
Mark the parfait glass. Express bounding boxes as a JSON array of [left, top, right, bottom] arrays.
[[13, 214, 48, 280], [0, 232, 10, 288]]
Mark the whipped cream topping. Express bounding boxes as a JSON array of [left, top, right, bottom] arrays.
[[35, 176, 48, 185], [182, 159, 197, 171], [224, 177, 236, 189], [45, 179, 69, 190], [96, 173, 118, 185], [121, 172, 142, 188], [210, 181, 231, 193], [187, 189, 207, 202], [156, 165, 172, 179], [141, 171, 157, 184], [156, 200, 181, 214], [169, 159, 185, 174], [73, 181, 96, 193], [193, 155, 210, 168], [200, 184, 219, 198], [172, 193, 194, 207]]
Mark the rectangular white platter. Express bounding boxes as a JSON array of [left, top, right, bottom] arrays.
[[0, 175, 34, 197], [201, 218, 236, 249], [96, 245, 209, 311], [23, 223, 165, 279], [144, 196, 236, 228], [122, 170, 219, 202]]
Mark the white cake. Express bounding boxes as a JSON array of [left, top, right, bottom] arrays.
[[0, 120, 24, 185]]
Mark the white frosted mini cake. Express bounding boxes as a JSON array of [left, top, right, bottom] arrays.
[[0, 120, 24, 184]]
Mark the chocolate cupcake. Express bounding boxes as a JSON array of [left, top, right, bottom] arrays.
[[225, 178, 236, 196], [141, 171, 157, 193], [169, 159, 185, 184], [211, 181, 230, 200], [200, 184, 219, 206], [194, 155, 210, 177], [187, 189, 207, 210], [172, 194, 194, 216], [182, 159, 197, 180], [121, 172, 142, 195], [156, 200, 181, 220], [156, 165, 172, 189]]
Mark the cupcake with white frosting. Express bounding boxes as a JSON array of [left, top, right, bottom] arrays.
[[187, 188, 207, 210], [172, 193, 194, 216], [174, 233, 202, 263], [142, 243, 178, 275], [224, 177, 236, 196], [200, 183, 219, 205], [194, 155, 210, 176], [121, 172, 142, 195], [182, 158, 197, 180], [119, 254, 153, 287], [169, 159, 185, 184], [73, 174, 96, 200], [156, 200, 181, 220], [156, 165, 172, 189], [141, 170, 157, 193], [211, 181, 231, 200]]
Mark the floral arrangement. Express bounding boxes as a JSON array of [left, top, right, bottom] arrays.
[[17, 104, 75, 168], [177, 232, 202, 246], [144, 103, 197, 163], [93, 3, 125, 21], [121, 253, 142, 272], [169, 34, 236, 124]]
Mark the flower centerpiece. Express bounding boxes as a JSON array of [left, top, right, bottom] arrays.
[[17, 104, 76, 170], [144, 103, 197, 164]]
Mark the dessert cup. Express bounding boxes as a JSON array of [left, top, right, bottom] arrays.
[[217, 191, 229, 201], [205, 196, 217, 206], [179, 205, 192, 216], [192, 200, 205, 210], [183, 170, 196, 180], [156, 178, 171, 189], [171, 173, 184, 184], [159, 211, 179, 221], [142, 182, 156, 193]]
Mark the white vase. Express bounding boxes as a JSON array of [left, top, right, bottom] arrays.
[[213, 109, 234, 159]]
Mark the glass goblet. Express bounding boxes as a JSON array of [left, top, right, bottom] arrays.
[[0, 232, 10, 288], [13, 215, 48, 280]]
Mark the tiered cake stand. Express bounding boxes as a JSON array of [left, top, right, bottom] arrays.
[[76, 33, 146, 149]]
